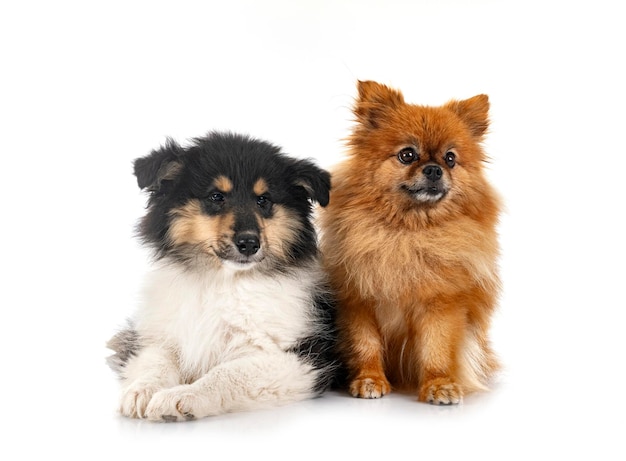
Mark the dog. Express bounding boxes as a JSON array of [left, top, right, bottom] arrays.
[[319, 80, 501, 405], [107, 131, 337, 421]]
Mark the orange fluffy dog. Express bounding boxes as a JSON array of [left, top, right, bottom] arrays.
[[320, 81, 501, 404]]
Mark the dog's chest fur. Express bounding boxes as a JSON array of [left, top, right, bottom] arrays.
[[134, 262, 317, 381]]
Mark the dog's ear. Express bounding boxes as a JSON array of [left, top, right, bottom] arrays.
[[133, 138, 184, 193], [446, 94, 490, 138], [354, 80, 405, 128], [291, 159, 331, 207]]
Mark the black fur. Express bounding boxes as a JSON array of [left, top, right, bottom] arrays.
[[288, 290, 339, 394]]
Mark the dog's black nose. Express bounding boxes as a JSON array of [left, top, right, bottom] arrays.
[[235, 234, 260, 256], [423, 164, 443, 181]]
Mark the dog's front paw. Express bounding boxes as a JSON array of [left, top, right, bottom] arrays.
[[349, 375, 391, 399], [419, 378, 463, 405], [144, 385, 205, 422], [119, 382, 160, 418]]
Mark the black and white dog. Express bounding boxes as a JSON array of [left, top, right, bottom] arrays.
[[107, 132, 337, 421]]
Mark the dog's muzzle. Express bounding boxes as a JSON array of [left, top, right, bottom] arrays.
[[402, 163, 449, 203]]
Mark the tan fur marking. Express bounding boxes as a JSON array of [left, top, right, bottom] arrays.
[[168, 200, 234, 252], [214, 176, 233, 193], [260, 205, 300, 261], [253, 178, 268, 196]]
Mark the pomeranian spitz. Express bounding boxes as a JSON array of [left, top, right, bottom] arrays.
[[107, 132, 337, 421], [320, 81, 501, 404]]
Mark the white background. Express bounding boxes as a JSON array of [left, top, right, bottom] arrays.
[[2, 0, 625, 459]]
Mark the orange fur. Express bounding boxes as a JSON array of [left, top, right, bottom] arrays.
[[320, 81, 501, 404]]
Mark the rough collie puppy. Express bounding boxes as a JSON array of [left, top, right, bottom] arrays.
[[320, 81, 501, 405], [107, 132, 337, 421]]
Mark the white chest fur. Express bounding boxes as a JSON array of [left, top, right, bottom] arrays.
[[134, 262, 318, 380]]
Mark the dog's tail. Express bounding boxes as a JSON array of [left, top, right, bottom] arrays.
[[106, 321, 140, 376]]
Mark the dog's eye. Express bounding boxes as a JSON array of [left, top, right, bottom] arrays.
[[209, 192, 225, 202], [444, 152, 456, 168], [256, 195, 272, 208], [397, 147, 418, 165]]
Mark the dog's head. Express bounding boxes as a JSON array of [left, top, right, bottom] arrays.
[[133, 132, 330, 271], [348, 80, 496, 221]]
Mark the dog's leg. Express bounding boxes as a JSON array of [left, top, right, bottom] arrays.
[[144, 352, 318, 421], [415, 300, 466, 405], [338, 296, 391, 399], [118, 346, 181, 418], [458, 292, 500, 394]]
